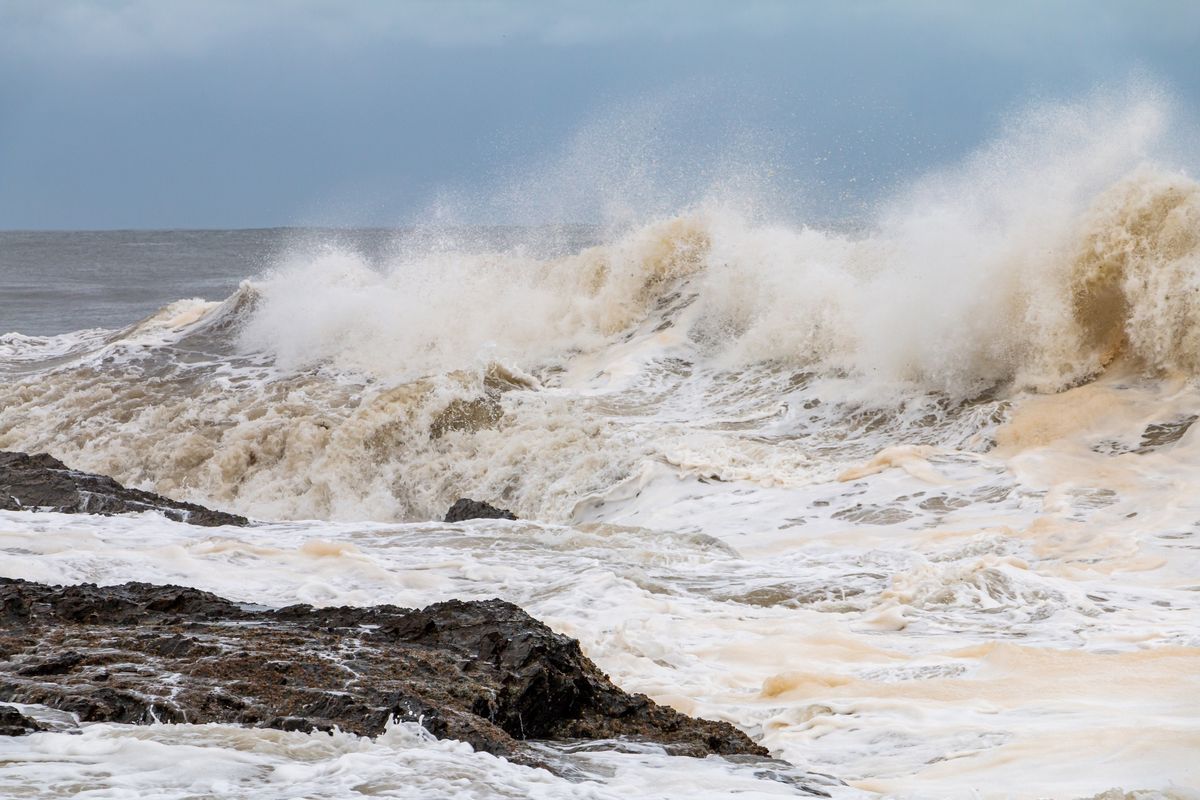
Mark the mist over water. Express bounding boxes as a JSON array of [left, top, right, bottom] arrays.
[[2, 85, 1199, 798]]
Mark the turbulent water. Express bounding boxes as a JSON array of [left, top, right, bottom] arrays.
[[2, 94, 1199, 798]]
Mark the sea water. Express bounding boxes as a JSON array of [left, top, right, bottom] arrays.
[[0, 91, 1197, 799]]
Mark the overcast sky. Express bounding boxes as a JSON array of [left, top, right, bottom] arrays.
[[1, 0, 1198, 229]]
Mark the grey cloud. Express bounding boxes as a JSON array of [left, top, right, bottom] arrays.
[[5, 0, 1197, 60]]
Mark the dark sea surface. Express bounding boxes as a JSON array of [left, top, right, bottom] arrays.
[[1, 229, 284, 335], [0, 227, 598, 336]]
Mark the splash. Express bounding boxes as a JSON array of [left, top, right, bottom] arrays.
[[241, 90, 1198, 397], [0, 87, 1197, 526]]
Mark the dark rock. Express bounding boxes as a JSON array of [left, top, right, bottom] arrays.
[[445, 498, 517, 523], [17, 651, 84, 677], [0, 578, 766, 762], [0, 451, 248, 527], [0, 705, 43, 736]]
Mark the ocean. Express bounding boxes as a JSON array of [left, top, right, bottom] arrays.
[[0, 98, 1197, 799]]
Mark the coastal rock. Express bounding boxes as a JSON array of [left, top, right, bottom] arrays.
[[0, 578, 766, 762], [0, 705, 43, 736], [445, 498, 518, 522], [0, 451, 248, 527]]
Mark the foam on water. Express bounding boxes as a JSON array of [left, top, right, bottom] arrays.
[[0, 719, 855, 799], [2, 88, 1199, 798], [1, 91, 1198, 524]]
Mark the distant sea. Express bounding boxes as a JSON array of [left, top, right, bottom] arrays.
[[0, 227, 597, 336]]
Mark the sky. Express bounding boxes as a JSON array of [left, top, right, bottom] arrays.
[[1, 0, 1198, 230]]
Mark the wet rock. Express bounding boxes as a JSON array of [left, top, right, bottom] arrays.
[[0, 451, 248, 527], [0, 578, 766, 762], [0, 705, 43, 736], [16, 651, 84, 677], [445, 498, 517, 522]]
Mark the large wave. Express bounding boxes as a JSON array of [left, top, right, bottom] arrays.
[[241, 91, 1199, 396], [1, 88, 1197, 522]]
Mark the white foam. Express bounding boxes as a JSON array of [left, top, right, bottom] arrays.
[[2, 87, 1199, 799]]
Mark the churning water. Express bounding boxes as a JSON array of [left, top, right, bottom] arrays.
[[1, 90, 1198, 799]]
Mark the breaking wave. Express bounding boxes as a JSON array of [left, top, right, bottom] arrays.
[[1, 89, 1198, 523]]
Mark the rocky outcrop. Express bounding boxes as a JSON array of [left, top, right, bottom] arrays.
[[0, 705, 42, 736], [445, 498, 517, 522], [0, 579, 766, 763], [0, 451, 248, 527]]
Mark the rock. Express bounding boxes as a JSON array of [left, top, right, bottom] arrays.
[[445, 498, 517, 522], [0, 451, 248, 527], [0, 578, 766, 762], [0, 705, 43, 736]]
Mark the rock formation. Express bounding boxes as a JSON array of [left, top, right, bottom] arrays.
[[0, 578, 765, 764], [0, 451, 248, 527], [445, 498, 518, 522]]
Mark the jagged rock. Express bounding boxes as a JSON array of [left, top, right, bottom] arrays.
[[0, 579, 766, 762], [0, 705, 43, 736], [0, 451, 247, 527], [445, 498, 517, 522]]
